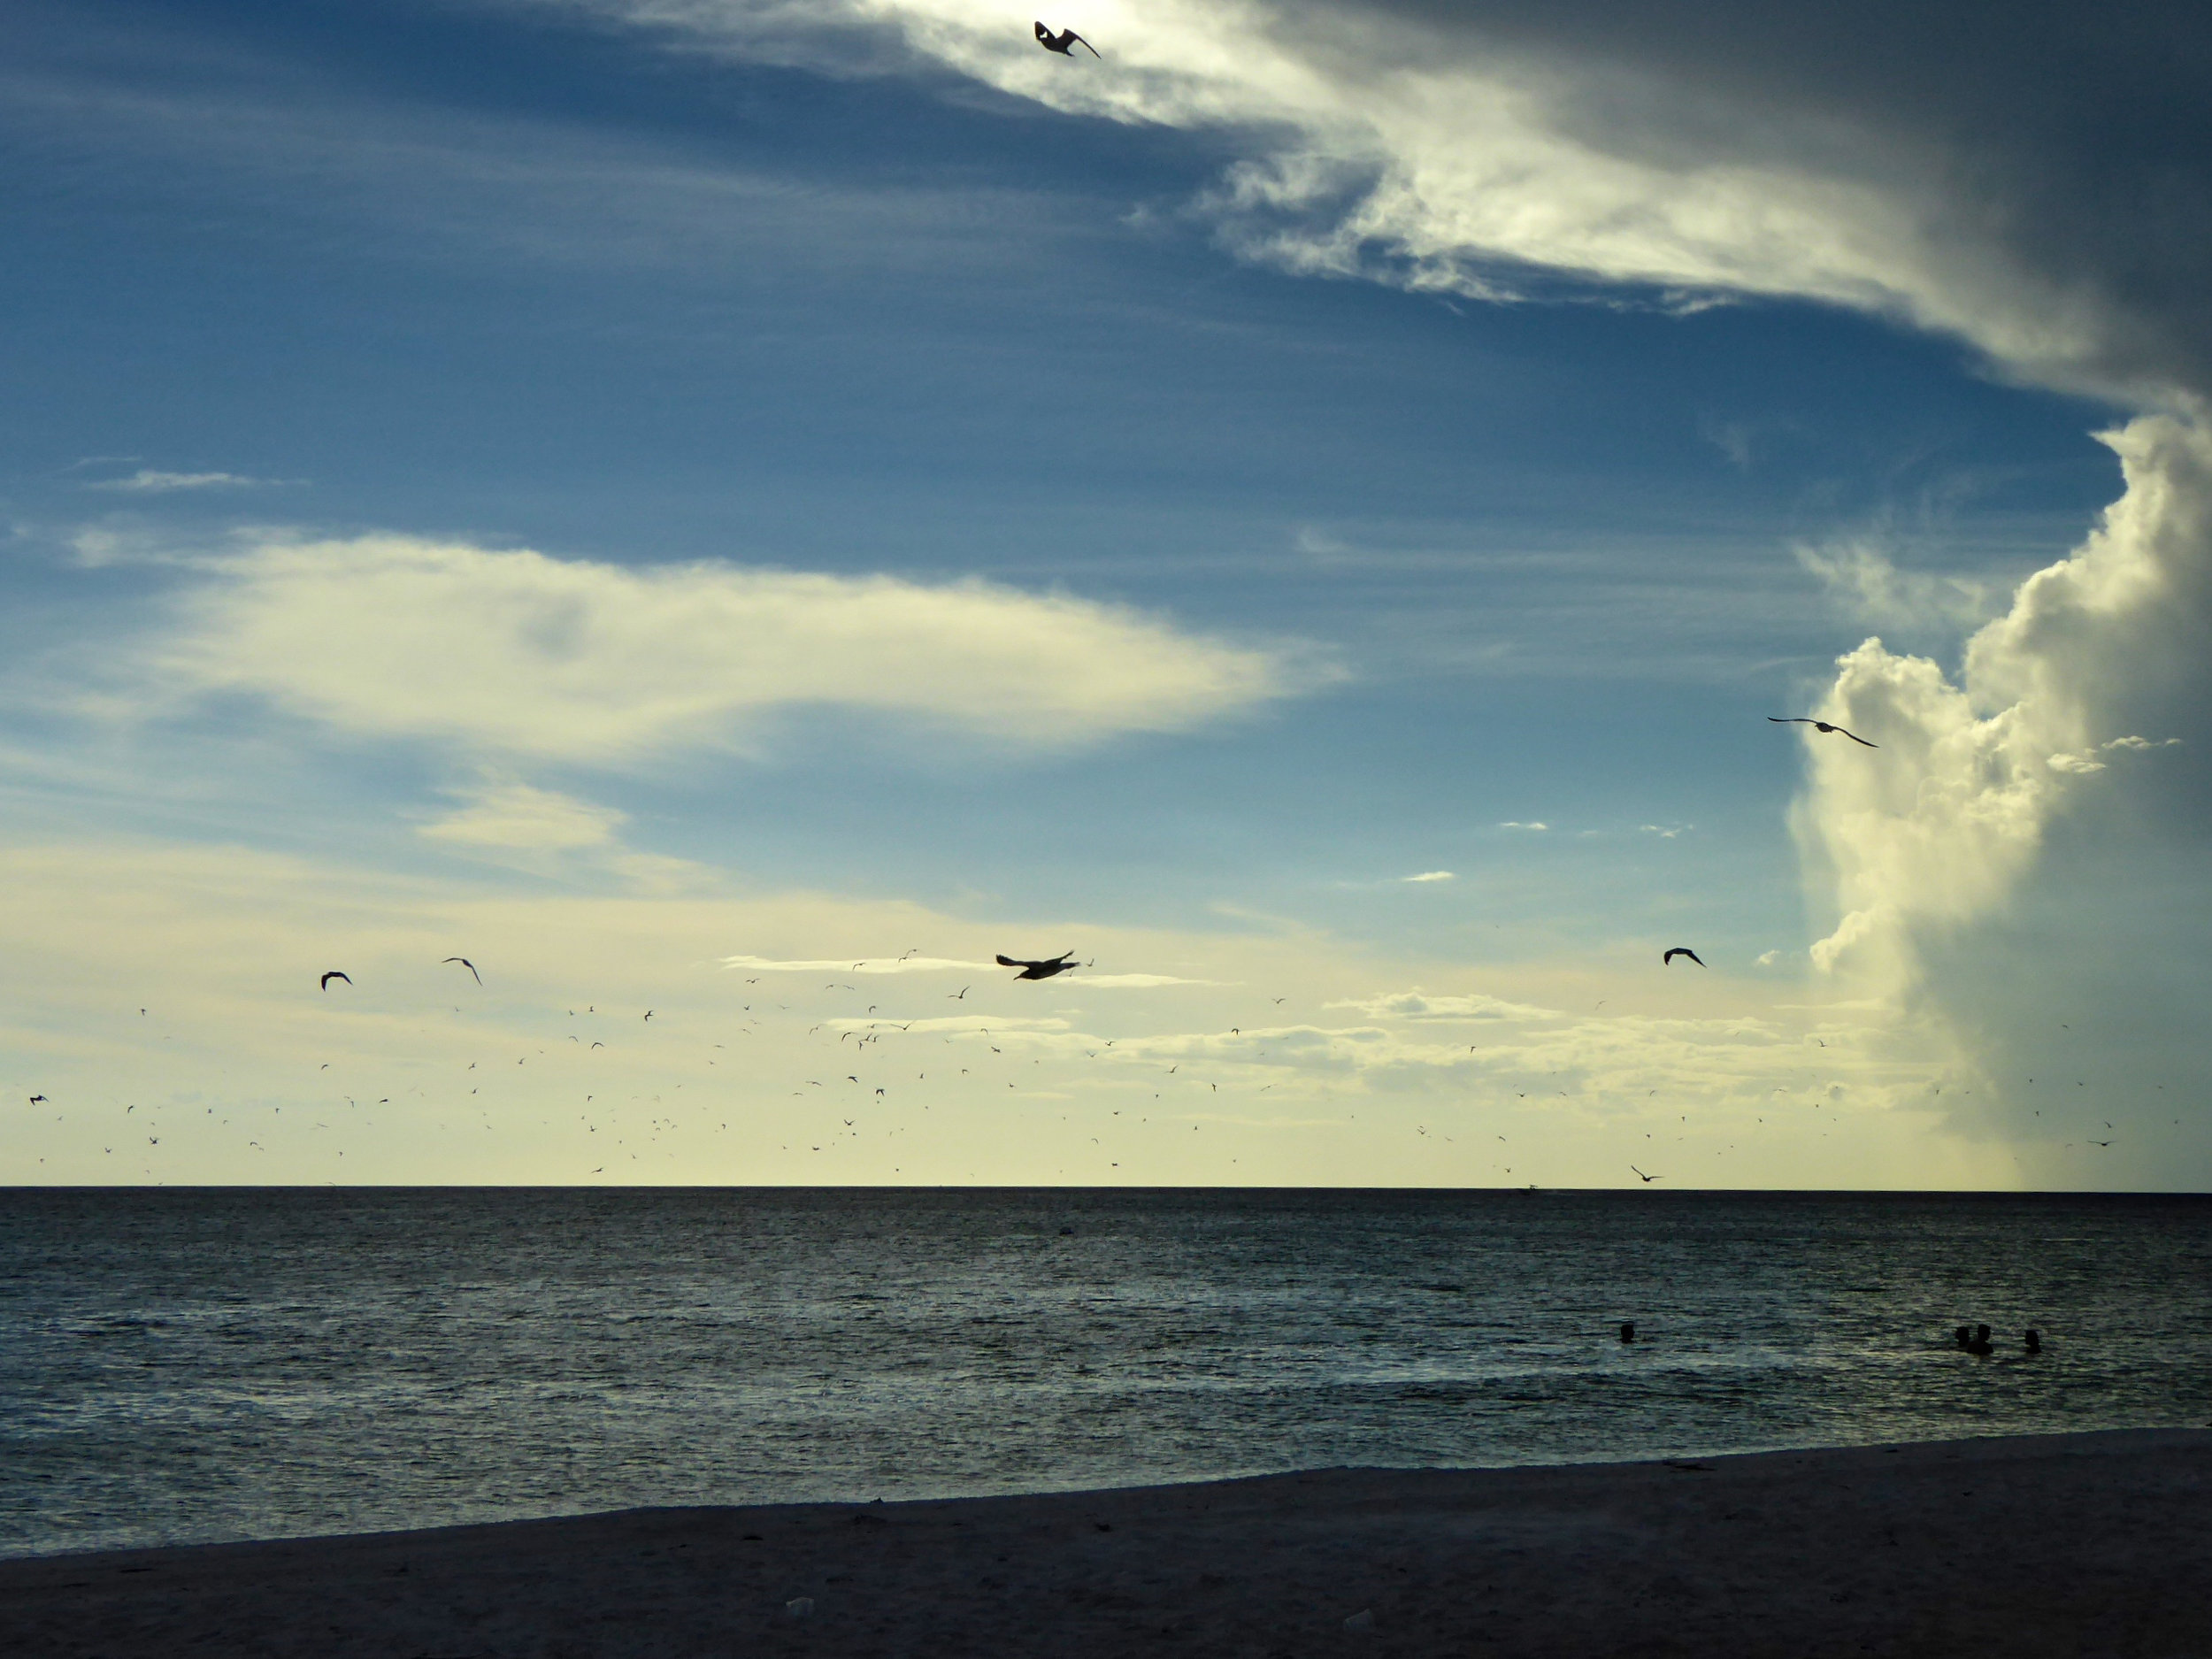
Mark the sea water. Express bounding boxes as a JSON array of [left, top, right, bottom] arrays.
[[3, 1187, 2208, 1555]]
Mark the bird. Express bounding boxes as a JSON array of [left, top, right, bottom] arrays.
[[998, 951, 1079, 981], [28, 1094, 46, 1104], [949, 987, 970, 1000], [443, 956, 482, 985], [1034, 21, 1099, 57], [1630, 1165, 1662, 1183], [320, 971, 351, 991], [1662, 948, 1705, 968], [1769, 717, 1876, 748]]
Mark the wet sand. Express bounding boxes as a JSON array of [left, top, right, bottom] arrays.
[[4, 1429, 2208, 1657]]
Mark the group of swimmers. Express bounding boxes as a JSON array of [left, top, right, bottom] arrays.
[[1614, 1320, 2044, 1355]]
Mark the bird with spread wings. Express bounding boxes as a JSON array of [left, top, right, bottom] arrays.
[[998, 950, 1080, 981], [1770, 717, 1877, 747], [1034, 21, 1100, 57]]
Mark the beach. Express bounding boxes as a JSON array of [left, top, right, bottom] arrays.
[[4, 1428, 2206, 1656]]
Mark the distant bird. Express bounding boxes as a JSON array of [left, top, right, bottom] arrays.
[[320, 971, 351, 991], [443, 956, 482, 986], [1770, 717, 1876, 748], [28, 1094, 46, 1104], [644, 1010, 653, 1021], [1034, 20, 1099, 56], [998, 951, 1079, 981], [1662, 948, 1705, 968], [949, 987, 970, 1000], [1630, 1165, 1662, 1183]]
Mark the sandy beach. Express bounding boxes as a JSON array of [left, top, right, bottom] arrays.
[[4, 1429, 2207, 1657]]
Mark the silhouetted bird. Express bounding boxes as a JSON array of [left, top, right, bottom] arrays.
[[1034, 21, 1100, 56], [320, 971, 351, 991], [443, 956, 482, 985], [1630, 1165, 1662, 1183], [998, 951, 1079, 981], [1663, 948, 1705, 968], [1770, 717, 1877, 748]]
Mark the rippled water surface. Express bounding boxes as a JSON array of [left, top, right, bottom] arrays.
[[4, 1187, 2208, 1555]]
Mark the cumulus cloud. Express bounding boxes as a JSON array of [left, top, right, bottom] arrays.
[[145, 534, 1309, 763], [1794, 418, 2212, 1002]]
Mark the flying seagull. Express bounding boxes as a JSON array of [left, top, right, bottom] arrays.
[[320, 971, 351, 991], [443, 956, 482, 986], [1769, 717, 1877, 748], [1630, 1165, 1663, 1183], [1662, 948, 1705, 968], [1034, 21, 1100, 56], [998, 951, 1079, 981]]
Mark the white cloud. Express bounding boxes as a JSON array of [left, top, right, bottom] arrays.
[[419, 780, 628, 849], [1794, 417, 2212, 996], [1330, 989, 1561, 1022], [1497, 820, 1548, 832], [557, 1, 2202, 403], [1401, 870, 1454, 882], [1080, 972, 1225, 987], [1793, 538, 2003, 634], [142, 534, 1311, 763], [88, 470, 271, 493]]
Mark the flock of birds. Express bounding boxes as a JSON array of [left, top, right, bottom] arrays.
[[19, 701, 2163, 1181]]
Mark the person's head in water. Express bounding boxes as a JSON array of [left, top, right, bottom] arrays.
[[1955, 1325, 1972, 1348], [1619, 1322, 1636, 1343], [2024, 1328, 2043, 1354]]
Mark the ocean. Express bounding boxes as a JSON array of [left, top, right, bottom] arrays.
[[4, 1187, 2208, 1556]]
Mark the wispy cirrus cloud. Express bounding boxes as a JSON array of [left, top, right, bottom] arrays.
[[723, 955, 988, 974], [88, 469, 276, 494], [419, 779, 628, 850], [1328, 989, 1561, 1022]]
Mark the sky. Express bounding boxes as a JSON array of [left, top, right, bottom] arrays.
[[3, 0, 2208, 1189]]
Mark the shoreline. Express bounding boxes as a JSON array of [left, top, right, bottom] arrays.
[[5, 1428, 2208, 1655]]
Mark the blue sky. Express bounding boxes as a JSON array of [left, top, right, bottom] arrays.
[[4, 1, 2205, 1188]]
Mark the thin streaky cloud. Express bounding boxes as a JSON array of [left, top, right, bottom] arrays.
[[722, 955, 987, 974], [1401, 870, 1455, 883], [88, 470, 273, 494]]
